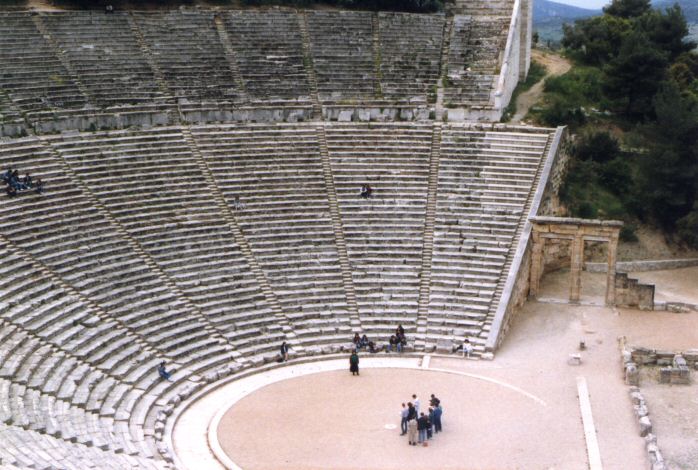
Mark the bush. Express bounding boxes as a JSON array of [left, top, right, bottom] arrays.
[[574, 131, 620, 163], [677, 204, 698, 248]]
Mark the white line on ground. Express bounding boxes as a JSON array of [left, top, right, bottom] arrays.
[[421, 355, 431, 369], [576, 376, 603, 470]]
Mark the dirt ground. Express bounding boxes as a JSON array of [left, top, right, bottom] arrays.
[[215, 263, 698, 470], [538, 266, 698, 306], [511, 50, 571, 124], [640, 369, 698, 470]]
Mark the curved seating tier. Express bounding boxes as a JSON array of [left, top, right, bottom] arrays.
[[133, 11, 242, 102], [378, 12, 444, 103], [0, 122, 554, 468], [0, 8, 520, 135], [444, 15, 511, 108], [224, 10, 311, 103]]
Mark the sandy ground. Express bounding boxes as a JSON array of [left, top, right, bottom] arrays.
[[538, 267, 698, 306], [511, 50, 571, 124], [216, 263, 698, 470], [640, 370, 698, 470]]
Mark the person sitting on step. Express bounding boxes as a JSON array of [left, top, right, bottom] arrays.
[[360, 184, 372, 199], [157, 361, 173, 381]]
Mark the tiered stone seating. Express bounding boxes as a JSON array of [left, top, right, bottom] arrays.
[[133, 11, 242, 102], [0, 137, 228, 366], [444, 15, 510, 108], [41, 12, 166, 108], [0, 422, 163, 469], [191, 124, 352, 347], [378, 12, 444, 103], [326, 123, 432, 339], [0, 120, 557, 466], [224, 10, 311, 104], [454, 0, 514, 16], [49, 127, 284, 360], [307, 11, 376, 103], [428, 126, 550, 348], [0, 12, 87, 115]]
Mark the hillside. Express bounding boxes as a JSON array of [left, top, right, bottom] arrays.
[[533, 0, 600, 45], [653, 0, 698, 23]]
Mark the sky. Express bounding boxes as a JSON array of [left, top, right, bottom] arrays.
[[550, 0, 609, 9]]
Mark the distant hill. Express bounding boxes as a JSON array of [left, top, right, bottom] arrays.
[[534, 0, 698, 47], [533, 0, 600, 46], [652, 0, 698, 23]]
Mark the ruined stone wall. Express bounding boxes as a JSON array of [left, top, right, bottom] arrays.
[[538, 129, 570, 217], [615, 273, 655, 310], [494, 240, 532, 349]]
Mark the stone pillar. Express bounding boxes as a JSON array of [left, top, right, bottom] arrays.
[[606, 234, 619, 306], [529, 232, 544, 298], [569, 235, 583, 303]]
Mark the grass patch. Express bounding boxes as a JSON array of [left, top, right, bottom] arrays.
[[500, 60, 547, 122]]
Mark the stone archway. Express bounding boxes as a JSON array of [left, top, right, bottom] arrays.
[[529, 217, 623, 305]]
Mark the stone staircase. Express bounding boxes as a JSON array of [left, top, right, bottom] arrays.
[[181, 126, 304, 355], [415, 123, 442, 350], [126, 13, 171, 99], [213, 12, 247, 103], [298, 12, 323, 119], [317, 124, 362, 330], [371, 13, 383, 100]]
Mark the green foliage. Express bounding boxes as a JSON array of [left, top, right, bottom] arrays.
[[562, 15, 631, 65], [573, 130, 620, 163], [531, 67, 603, 128], [633, 81, 698, 228], [676, 203, 698, 247], [543, 66, 603, 102], [602, 31, 668, 119], [603, 0, 651, 19], [638, 5, 696, 60], [561, 131, 633, 221]]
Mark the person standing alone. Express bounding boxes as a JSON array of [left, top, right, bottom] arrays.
[[349, 350, 360, 376]]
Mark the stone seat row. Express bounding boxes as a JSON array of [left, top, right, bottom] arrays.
[[0, 9, 512, 130]]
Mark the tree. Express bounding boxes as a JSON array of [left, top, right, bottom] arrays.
[[562, 15, 631, 65], [634, 81, 698, 227], [603, 0, 651, 19], [603, 31, 668, 119], [638, 4, 696, 61]]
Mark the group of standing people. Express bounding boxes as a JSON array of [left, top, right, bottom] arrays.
[[401, 394, 443, 446]]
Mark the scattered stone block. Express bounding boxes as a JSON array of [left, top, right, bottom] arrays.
[[630, 391, 644, 406], [639, 416, 652, 437], [659, 367, 672, 384], [435, 339, 453, 354], [625, 363, 639, 386], [481, 352, 494, 361], [634, 403, 648, 418], [568, 353, 582, 366]]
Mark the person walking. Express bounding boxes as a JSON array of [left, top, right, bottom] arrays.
[[280, 342, 289, 362], [407, 417, 418, 446], [349, 350, 359, 376], [400, 403, 409, 436]]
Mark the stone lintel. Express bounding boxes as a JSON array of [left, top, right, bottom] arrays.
[[530, 216, 624, 228]]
